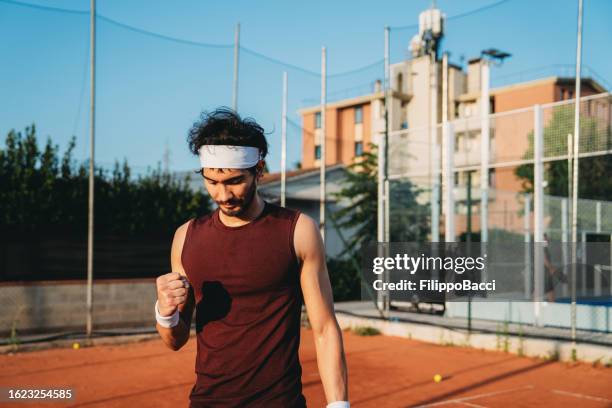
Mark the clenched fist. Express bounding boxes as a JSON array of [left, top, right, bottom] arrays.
[[156, 272, 190, 317]]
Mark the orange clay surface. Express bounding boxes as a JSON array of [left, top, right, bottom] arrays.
[[1, 328, 611, 407]]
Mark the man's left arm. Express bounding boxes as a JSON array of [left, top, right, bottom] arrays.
[[295, 213, 348, 406]]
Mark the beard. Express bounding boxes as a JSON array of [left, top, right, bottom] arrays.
[[216, 179, 257, 217]]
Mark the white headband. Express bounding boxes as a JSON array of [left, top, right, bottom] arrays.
[[198, 145, 261, 169]]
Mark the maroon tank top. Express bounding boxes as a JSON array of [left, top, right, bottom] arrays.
[[181, 201, 307, 407]]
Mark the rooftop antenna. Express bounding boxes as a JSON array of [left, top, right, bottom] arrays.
[[410, 3, 445, 60]]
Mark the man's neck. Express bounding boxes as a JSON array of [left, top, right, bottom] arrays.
[[218, 193, 265, 227]]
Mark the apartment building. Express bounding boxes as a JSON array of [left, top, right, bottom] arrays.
[[299, 57, 605, 175], [297, 5, 608, 240]]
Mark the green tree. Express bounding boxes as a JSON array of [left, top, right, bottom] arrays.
[[515, 105, 612, 200], [326, 144, 429, 301], [0, 125, 212, 235], [331, 143, 430, 255]]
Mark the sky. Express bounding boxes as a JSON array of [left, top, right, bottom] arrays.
[[0, 0, 610, 176]]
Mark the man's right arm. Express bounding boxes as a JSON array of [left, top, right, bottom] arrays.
[[155, 220, 196, 351]]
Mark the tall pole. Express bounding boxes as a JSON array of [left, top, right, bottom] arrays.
[[570, 0, 584, 349], [428, 48, 439, 242], [467, 171, 473, 332], [376, 27, 390, 317], [567, 132, 573, 214], [533, 105, 544, 323], [377, 30, 387, 247], [281, 72, 288, 207], [384, 26, 390, 244], [433, 52, 448, 243], [480, 60, 490, 244], [232, 23, 240, 112], [319, 47, 327, 242], [381, 26, 391, 315], [442, 52, 449, 124], [524, 193, 532, 299], [443, 122, 455, 242], [86, 0, 96, 339]]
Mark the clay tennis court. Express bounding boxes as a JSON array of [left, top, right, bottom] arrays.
[[1, 328, 610, 407]]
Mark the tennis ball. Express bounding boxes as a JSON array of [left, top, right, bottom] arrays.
[[72, 342, 80, 350], [433, 374, 442, 383]]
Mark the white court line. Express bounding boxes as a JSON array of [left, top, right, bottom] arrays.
[[415, 385, 534, 407], [552, 389, 612, 404], [457, 402, 488, 408]]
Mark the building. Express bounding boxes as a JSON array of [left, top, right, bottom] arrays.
[[297, 6, 608, 239], [299, 55, 605, 181]]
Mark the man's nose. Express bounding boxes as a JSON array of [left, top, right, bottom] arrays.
[[216, 185, 233, 202]]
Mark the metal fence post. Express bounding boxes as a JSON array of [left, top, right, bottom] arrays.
[[524, 193, 532, 300], [443, 121, 455, 242], [533, 104, 544, 326], [480, 61, 490, 244]]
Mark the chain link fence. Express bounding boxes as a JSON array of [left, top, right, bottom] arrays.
[[385, 92, 612, 345]]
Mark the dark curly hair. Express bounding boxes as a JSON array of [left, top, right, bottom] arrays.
[[187, 108, 269, 161]]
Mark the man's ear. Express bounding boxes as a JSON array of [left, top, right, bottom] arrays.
[[256, 160, 266, 180]]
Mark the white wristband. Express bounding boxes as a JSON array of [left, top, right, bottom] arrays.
[[155, 300, 179, 328], [327, 402, 350, 408]]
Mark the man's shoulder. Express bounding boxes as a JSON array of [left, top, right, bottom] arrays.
[[175, 212, 215, 237], [264, 201, 301, 221], [293, 212, 317, 235]]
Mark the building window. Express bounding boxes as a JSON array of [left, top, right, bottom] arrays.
[[396, 73, 403, 93], [315, 145, 321, 160], [315, 112, 321, 129], [401, 121, 408, 129], [489, 168, 496, 188], [354, 106, 363, 124], [355, 142, 363, 156]]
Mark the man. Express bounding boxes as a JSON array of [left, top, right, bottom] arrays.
[[155, 108, 349, 407]]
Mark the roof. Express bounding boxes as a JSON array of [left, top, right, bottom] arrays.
[[260, 163, 345, 185], [457, 76, 608, 102], [258, 164, 348, 202], [298, 92, 384, 115], [259, 167, 322, 185], [298, 90, 411, 115]]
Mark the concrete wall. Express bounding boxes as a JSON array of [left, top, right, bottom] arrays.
[[494, 78, 602, 113], [406, 56, 431, 130], [338, 106, 355, 165], [303, 103, 373, 170], [362, 103, 373, 150], [336, 311, 611, 363], [324, 107, 339, 167], [0, 279, 158, 336], [449, 65, 466, 119], [302, 112, 316, 169], [494, 80, 557, 113]]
